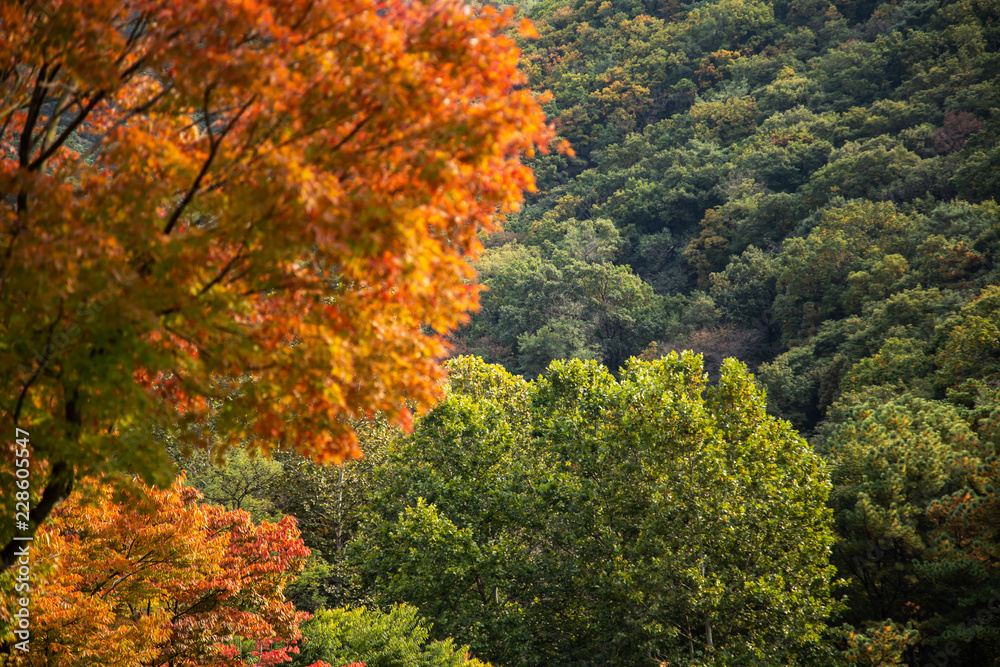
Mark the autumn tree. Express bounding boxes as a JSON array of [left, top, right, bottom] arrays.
[[1, 475, 310, 665], [0, 0, 554, 569]]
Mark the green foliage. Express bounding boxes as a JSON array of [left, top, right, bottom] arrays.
[[180, 446, 284, 523], [463, 225, 669, 375], [493, 1, 1000, 659], [826, 395, 981, 626], [731, 122, 834, 193], [354, 354, 838, 665], [756, 343, 825, 430], [352, 359, 543, 664], [7, 0, 1000, 661], [497, 0, 1000, 380], [841, 336, 933, 395], [774, 200, 917, 343], [267, 436, 393, 611], [521, 0, 778, 158], [294, 605, 489, 667], [350, 0, 1000, 660], [936, 285, 1000, 401], [708, 245, 780, 331], [801, 135, 944, 206], [917, 389, 1000, 662], [176, 420, 399, 612]]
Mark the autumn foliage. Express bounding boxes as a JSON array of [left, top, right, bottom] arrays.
[[0, 0, 554, 565], [12, 476, 310, 666]]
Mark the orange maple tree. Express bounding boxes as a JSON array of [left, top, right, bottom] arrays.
[[0, 0, 556, 569], [7, 475, 310, 665]]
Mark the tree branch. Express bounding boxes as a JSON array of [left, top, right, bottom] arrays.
[[162, 93, 255, 235], [28, 91, 107, 171]]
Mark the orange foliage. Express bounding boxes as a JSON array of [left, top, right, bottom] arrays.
[[0, 0, 555, 559], [18, 476, 310, 666]]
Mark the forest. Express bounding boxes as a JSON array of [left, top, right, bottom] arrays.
[[1, 0, 999, 665]]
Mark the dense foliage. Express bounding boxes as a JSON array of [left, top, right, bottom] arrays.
[[109, 356, 839, 666], [458, 0, 1000, 382], [353, 355, 837, 665], [9, 476, 310, 666], [294, 605, 491, 667], [2, 0, 998, 664], [447, 0, 1000, 662], [0, 0, 553, 570]]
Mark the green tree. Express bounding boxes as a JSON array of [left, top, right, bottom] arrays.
[[935, 285, 1000, 403], [532, 354, 837, 665], [353, 358, 538, 664], [294, 605, 490, 667], [180, 445, 285, 523], [920, 389, 1000, 665], [176, 421, 398, 613], [468, 229, 667, 375], [773, 200, 917, 343], [709, 245, 780, 335], [824, 395, 983, 658], [354, 354, 838, 665]]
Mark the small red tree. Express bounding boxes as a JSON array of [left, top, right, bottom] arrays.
[[10, 476, 311, 665]]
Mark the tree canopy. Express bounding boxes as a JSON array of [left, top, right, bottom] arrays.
[[0, 0, 554, 570], [353, 355, 837, 665], [10, 475, 310, 666], [3, 0, 1000, 662]]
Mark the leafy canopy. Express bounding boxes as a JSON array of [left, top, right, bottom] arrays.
[[0, 0, 554, 566], [8, 475, 310, 666], [354, 354, 838, 665]]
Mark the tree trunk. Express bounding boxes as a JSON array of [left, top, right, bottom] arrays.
[[0, 460, 74, 574]]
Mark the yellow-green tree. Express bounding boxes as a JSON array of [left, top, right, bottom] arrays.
[[355, 354, 838, 665]]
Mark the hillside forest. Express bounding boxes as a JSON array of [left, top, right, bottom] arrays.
[[2, 0, 1000, 665]]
